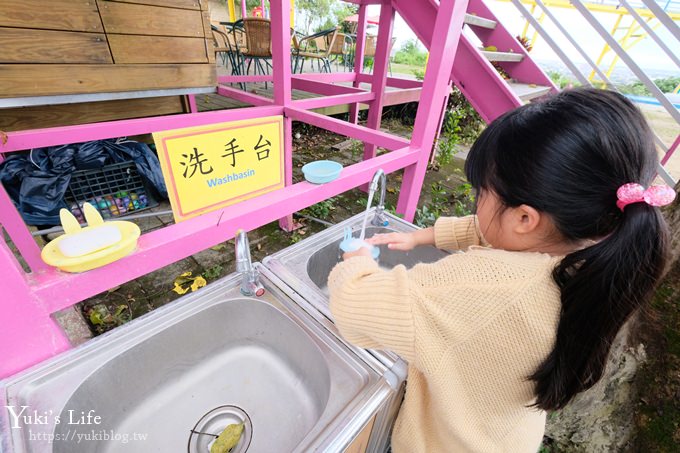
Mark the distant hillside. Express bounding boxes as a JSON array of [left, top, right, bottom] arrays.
[[537, 59, 680, 85]]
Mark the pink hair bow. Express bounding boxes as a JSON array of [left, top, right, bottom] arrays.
[[616, 183, 676, 212]]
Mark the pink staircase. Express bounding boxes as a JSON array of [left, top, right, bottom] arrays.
[[392, 0, 558, 123]]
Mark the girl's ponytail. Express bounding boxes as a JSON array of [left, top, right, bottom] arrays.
[[531, 203, 668, 410], [465, 88, 672, 411]]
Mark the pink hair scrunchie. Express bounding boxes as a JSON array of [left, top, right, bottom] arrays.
[[616, 183, 676, 212]]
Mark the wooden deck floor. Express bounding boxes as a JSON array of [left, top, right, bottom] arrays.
[[197, 81, 415, 116]]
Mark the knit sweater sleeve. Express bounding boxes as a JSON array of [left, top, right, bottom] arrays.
[[434, 215, 487, 250], [328, 256, 416, 363]]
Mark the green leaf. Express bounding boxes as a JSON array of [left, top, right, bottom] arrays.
[[210, 423, 244, 453]]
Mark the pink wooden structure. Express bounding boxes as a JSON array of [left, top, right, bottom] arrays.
[[0, 0, 557, 378]]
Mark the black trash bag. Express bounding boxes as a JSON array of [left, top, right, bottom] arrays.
[[0, 139, 168, 226], [103, 139, 168, 199]]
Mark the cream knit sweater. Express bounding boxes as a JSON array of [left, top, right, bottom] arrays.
[[328, 216, 563, 453]]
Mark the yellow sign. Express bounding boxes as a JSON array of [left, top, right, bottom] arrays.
[[153, 116, 284, 222]]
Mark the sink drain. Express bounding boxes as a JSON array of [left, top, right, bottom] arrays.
[[187, 405, 253, 453]]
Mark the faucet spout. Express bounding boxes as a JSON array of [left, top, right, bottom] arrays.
[[368, 169, 389, 227], [235, 229, 265, 297]]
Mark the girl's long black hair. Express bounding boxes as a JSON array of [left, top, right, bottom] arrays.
[[465, 88, 669, 411]]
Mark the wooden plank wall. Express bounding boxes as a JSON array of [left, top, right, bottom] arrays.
[[0, 97, 188, 132], [0, 0, 215, 130]]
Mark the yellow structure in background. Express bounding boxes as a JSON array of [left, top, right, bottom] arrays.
[[497, 0, 680, 86], [228, 0, 236, 21], [154, 116, 285, 222], [226, 0, 295, 26]]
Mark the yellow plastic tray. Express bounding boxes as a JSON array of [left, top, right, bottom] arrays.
[[41, 203, 141, 273]]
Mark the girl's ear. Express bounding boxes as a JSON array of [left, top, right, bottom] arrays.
[[513, 204, 542, 234]]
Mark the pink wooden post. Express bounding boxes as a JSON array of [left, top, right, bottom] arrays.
[[429, 83, 453, 167], [397, 0, 470, 221], [0, 235, 70, 377], [361, 1, 395, 191], [348, 4, 368, 124], [271, 0, 296, 231], [241, 0, 247, 18], [0, 182, 49, 272], [187, 94, 198, 113]]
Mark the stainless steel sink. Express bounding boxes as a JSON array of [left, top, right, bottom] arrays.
[[0, 265, 400, 453], [263, 209, 449, 373], [265, 209, 449, 319]]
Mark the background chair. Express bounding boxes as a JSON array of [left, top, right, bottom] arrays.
[[211, 24, 240, 75], [242, 18, 273, 87], [363, 35, 396, 76], [294, 28, 339, 73], [328, 32, 353, 71]]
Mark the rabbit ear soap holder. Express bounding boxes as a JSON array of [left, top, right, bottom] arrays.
[[41, 202, 141, 273]]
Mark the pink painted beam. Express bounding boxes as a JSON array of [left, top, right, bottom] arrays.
[[397, 0, 470, 221], [344, 0, 382, 4], [31, 146, 421, 309], [291, 78, 367, 96], [349, 4, 368, 124], [356, 73, 373, 84], [0, 183, 48, 273], [661, 134, 680, 166], [383, 87, 422, 106], [357, 73, 423, 89], [218, 74, 274, 83], [270, 0, 294, 230], [293, 73, 356, 83], [0, 235, 70, 378], [0, 105, 284, 153], [362, 1, 396, 173], [286, 106, 409, 151], [217, 85, 274, 106], [291, 91, 375, 110], [385, 77, 423, 89]]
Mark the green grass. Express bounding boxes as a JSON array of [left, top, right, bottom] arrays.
[[389, 62, 424, 78]]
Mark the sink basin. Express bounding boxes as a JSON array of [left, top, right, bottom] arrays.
[[263, 209, 448, 372], [308, 225, 449, 296], [0, 265, 398, 453], [265, 209, 449, 319]]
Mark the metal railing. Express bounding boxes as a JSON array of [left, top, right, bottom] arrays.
[[504, 0, 680, 185]]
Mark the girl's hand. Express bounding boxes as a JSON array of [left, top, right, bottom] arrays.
[[342, 247, 374, 260], [366, 232, 418, 251]]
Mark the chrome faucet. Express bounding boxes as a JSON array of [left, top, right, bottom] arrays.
[[368, 169, 389, 227], [235, 229, 265, 297]]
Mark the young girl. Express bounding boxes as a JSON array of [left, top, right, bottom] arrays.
[[328, 88, 674, 452]]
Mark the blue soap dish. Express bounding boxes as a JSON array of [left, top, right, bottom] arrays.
[[302, 160, 343, 184], [339, 227, 380, 259]]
